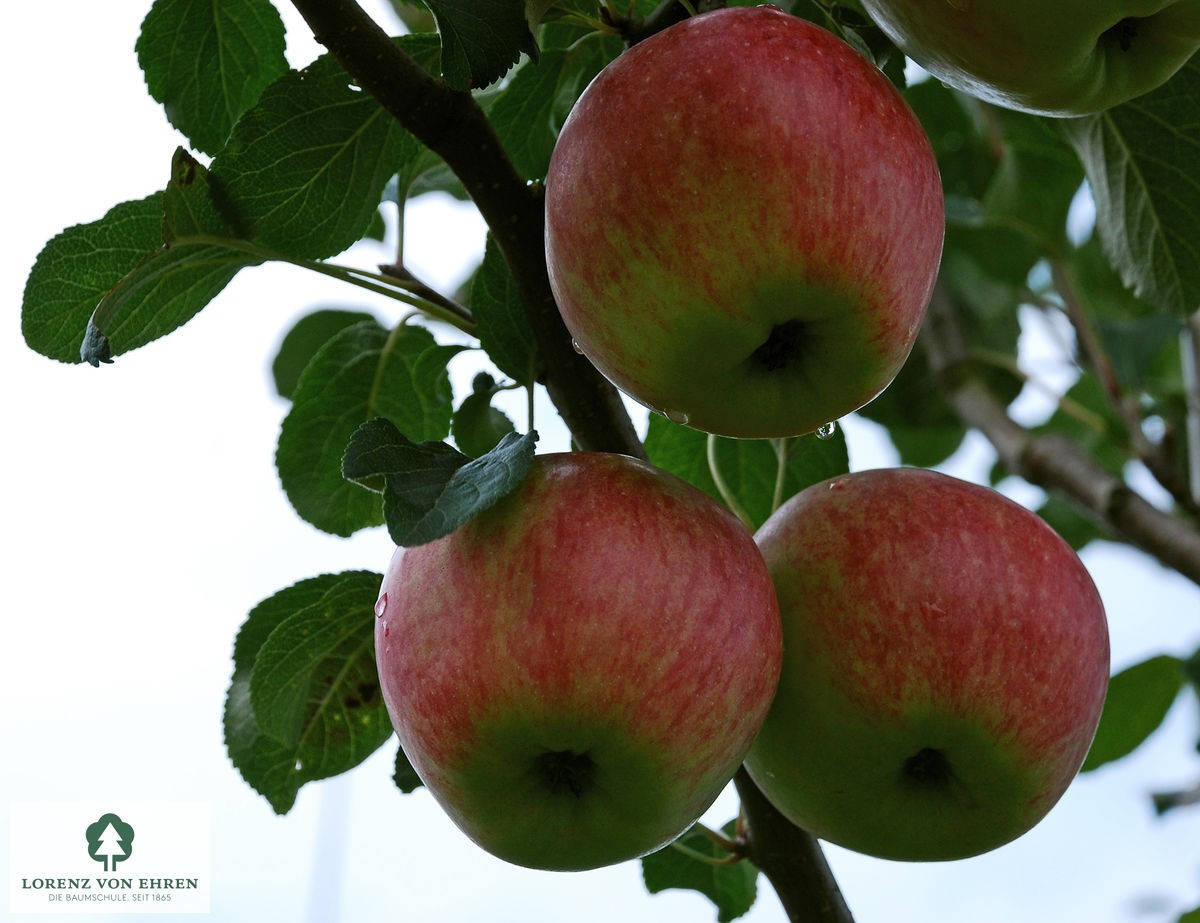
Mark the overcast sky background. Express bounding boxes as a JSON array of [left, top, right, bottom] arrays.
[[4, 3, 1200, 921]]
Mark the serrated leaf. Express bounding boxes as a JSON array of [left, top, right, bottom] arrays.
[[469, 233, 541, 385], [342, 417, 537, 545], [1061, 58, 1200, 317], [392, 744, 424, 793], [277, 320, 462, 536], [225, 571, 390, 814], [210, 36, 440, 260], [452, 372, 517, 457], [641, 821, 758, 923], [272, 308, 378, 400], [136, 0, 288, 155], [644, 417, 849, 530], [1081, 654, 1184, 772], [426, 0, 536, 90], [22, 195, 164, 363]]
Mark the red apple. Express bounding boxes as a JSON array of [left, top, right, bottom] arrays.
[[744, 467, 1110, 861], [374, 452, 782, 870], [544, 6, 944, 438]]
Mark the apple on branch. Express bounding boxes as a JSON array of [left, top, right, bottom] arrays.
[[544, 5, 944, 439], [374, 452, 783, 871], [859, 0, 1200, 116], [744, 467, 1110, 861]]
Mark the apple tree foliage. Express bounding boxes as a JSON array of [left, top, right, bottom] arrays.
[[18, 0, 1200, 918]]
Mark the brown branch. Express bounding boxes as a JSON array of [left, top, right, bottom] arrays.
[[734, 769, 855, 923], [923, 279, 1200, 587], [287, 0, 644, 458]]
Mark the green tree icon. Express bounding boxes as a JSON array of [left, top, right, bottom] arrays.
[[85, 813, 134, 872]]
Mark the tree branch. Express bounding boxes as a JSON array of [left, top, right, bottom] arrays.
[[734, 769, 855, 923], [287, 0, 644, 458], [289, 4, 861, 918], [923, 279, 1200, 587]]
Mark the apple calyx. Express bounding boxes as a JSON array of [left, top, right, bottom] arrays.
[[748, 320, 810, 373], [901, 747, 954, 789], [534, 748, 597, 798]]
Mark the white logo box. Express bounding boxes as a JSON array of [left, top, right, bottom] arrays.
[[9, 802, 210, 914]]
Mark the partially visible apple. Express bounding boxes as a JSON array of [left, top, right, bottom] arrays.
[[374, 452, 782, 871], [544, 6, 943, 439], [860, 0, 1200, 116], [744, 467, 1110, 861]]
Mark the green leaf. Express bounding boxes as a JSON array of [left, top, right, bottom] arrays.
[[211, 36, 439, 260], [1178, 907, 1200, 923], [469, 233, 542, 385], [1061, 57, 1200, 317], [392, 744, 424, 793], [644, 418, 849, 530], [452, 372, 517, 457], [641, 821, 758, 923], [342, 417, 537, 546], [271, 308, 379, 400], [425, 0, 537, 90], [22, 195, 164, 363], [77, 151, 262, 366], [1081, 654, 1184, 772], [224, 571, 391, 814], [855, 346, 968, 469], [1065, 235, 1184, 392], [488, 42, 606, 180], [980, 109, 1084, 252], [136, 0, 288, 155], [277, 320, 462, 536]]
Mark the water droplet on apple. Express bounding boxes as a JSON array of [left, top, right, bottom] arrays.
[[815, 421, 837, 440], [374, 593, 388, 619], [665, 408, 690, 425], [571, 338, 585, 354], [922, 601, 948, 619], [383, 622, 390, 638]]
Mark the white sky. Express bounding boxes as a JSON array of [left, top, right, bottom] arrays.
[[4, 3, 1200, 922]]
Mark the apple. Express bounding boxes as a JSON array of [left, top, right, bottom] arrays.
[[859, 0, 1200, 116], [544, 6, 944, 439], [743, 467, 1110, 861], [373, 451, 782, 870]]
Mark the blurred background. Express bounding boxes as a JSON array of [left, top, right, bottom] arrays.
[[4, 2, 1200, 921]]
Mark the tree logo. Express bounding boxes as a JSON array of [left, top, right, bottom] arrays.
[[85, 813, 135, 872]]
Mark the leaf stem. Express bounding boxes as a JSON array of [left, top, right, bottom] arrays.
[[707, 433, 754, 529], [770, 438, 790, 515]]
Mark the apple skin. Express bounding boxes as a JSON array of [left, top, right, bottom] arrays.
[[860, 0, 1200, 116], [743, 467, 1110, 861], [544, 6, 943, 439], [374, 452, 782, 871]]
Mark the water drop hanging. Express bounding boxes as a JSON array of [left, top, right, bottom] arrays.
[[815, 421, 837, 440]]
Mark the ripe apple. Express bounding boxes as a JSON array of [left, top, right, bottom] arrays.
[[743, 467, 1110, 861], [374, 451, 782, 870], [859, 0, 1200, 116], [544, 6, 943, 439]]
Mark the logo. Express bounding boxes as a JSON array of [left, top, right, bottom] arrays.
[[9, 802, 210, 915], [85, 813, 135, 872]]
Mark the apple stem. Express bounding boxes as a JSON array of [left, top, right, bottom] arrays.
[[707, 433, 755, 529]]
